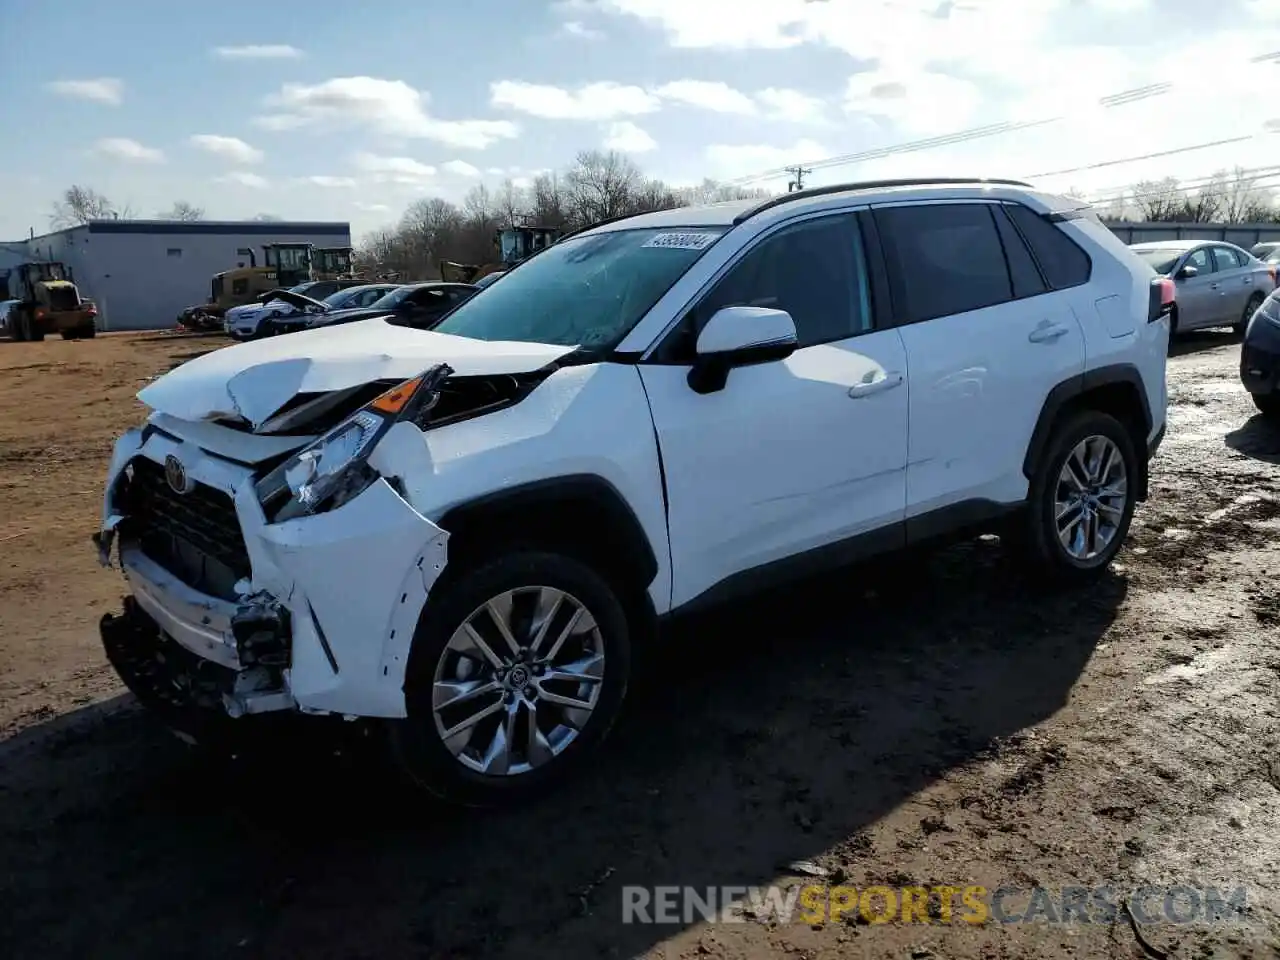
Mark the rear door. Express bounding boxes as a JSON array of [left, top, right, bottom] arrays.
[[873, 200, 1086, 519], [1210, 245, 1253, 321]]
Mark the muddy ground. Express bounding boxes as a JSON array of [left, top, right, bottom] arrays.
[[1, 329, 1278, 960]]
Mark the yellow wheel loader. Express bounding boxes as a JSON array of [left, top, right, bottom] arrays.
[[178, 243, 316, 331], [439, 225, 562, 284], [1, 261, 98, 342]]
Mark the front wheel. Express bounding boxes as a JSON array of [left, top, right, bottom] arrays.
[[1235, 293, 1264, 335], [1254, 393, 1280, 421], [1018, 410, 1139, 581], [390, 550, 632, 807]]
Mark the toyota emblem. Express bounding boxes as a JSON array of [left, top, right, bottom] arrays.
[[164, 454, 193, 495]]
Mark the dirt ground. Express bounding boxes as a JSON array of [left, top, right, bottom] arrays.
[[2, 328, 1279, 960]]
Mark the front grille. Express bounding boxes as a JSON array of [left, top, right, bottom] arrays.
[[47, 286, 79, 311], [120, 457, 251, 600]]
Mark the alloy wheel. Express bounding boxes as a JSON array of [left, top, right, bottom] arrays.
[[1053, 434, 1129, 562], [431, 586, 605, 776]]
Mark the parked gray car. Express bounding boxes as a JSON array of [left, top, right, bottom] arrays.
[[1251, 241, 1280, 265], [1130, 239, 1277, 337]]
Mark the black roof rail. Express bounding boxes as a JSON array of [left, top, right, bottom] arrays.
[[732, 177, 1035, 224]]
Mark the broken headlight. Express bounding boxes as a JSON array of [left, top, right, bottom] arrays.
[[255, 363, 452, 522]]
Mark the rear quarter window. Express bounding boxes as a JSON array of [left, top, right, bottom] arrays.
[[1005, 204, 1092, 289]]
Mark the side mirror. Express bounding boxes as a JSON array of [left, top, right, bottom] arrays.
[[688, 305, 798, 395], [1175, 264, 1198, 280]]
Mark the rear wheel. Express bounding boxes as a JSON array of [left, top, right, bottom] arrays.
[[60, 329, 78, 341], [10, 311, 27, 341], [1018, 410, 1139, 581], [27, 315, 44, 342], [391, 549, 631, 807], [79, 324, 96, 339], [1235, 293, 1264, 335]]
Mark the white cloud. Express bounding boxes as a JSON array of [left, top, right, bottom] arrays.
[[604, 121, 657, 153], [353, 151, 438, 185], [47, 78, 123, 105], [511, 176, 534, 190], [188, 134, 264, 165], [490, 80, 659, 120], [655, 80, 756, 115], [212, 44, 302, 59], [307, 175, 358, 188], [355, 201, 391, 212], [442, 160, 482, 177], [704, 138, 827, 181], [92, 138, 164, 163], [755, 87, 827, 124], [217, 172, 270, 189], [560, 20, 605, 39], [844, 69, 983, 135], [260, 77, 519, 149]]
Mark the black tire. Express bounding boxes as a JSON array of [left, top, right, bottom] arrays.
[[1254, 393, 1280, 421], [1018, 409, 1139, 582], [390, 549, 632, 807], [60, 329, 78, 340], [28, 320, 44, 342], [1235, 293, 1264, 335], [12, 311, 28, 342], [80, 324, 97, 339]]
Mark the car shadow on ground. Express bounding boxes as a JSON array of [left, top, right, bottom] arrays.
[[1169, 328, 1241, 359], [0, 539, 1125, 960], [1226, 415, 1280, 465]]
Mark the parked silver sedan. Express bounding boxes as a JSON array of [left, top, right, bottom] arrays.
[[1130, 239, 1277, 336]]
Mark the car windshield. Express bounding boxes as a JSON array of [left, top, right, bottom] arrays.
[[432, 226, 729, 349], [288, 282, 319, 295], [1133, 249, 1184, 274], [322, 287, 368, 307]]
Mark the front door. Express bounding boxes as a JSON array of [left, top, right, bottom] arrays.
[[638, 211, 910, 608], [1173, 247, 1224, 329]]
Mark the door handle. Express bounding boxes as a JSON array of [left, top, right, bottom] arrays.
[[1028, 320, 1069, 343], [848, 371, 903, 398], [1209, 282, 1219, 290]]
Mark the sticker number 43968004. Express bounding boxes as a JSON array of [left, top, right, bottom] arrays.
[[641, 231, 720, 251]]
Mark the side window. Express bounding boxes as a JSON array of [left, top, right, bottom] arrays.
[[231, 278, 249, 296], [1212, 246, 1242, 271], [690, 213, 872, 349], [992, 207, 1048, 299], [1187, 248, 1214, 273], [1004, 204, 1092, 289], [876, 203, 1012, 322]]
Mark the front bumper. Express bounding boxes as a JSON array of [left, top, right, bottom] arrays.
[[97, 427, 449, 720], [1241, 342, 1279, 398]]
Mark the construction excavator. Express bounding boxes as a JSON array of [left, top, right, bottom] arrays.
[[177, 242, 316, 331], [439, 225, 562, 284]]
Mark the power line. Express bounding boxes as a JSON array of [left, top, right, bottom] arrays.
[[1019, 135, 1259, 180], [1086, 166, 1280, 211], [723, 48, 1280, 187]]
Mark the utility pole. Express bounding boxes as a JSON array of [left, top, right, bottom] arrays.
[[785, 165, 812, 193]]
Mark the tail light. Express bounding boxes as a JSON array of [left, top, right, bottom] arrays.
[[1268, 265, 1277, 288], [1148, 277, 1175, 324], [85, 305, 98, 317], [34, 308, 45, 320]]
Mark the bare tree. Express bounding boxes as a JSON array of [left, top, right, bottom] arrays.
[[1130, 178, 1186, 222], [1204, 166, 1276, 223], [495, 179, 531, 228], [563, 150, 642, 226], [352, 151, 785, 279], [531, 173, 569, 229], [50, 185, 132, 228], [158, 201, 205, 221]]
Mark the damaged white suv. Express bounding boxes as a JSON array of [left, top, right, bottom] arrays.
[[95, 178, 1170, 805]]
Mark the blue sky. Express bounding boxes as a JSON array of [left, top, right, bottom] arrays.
[[2, 0, 1279, 241]]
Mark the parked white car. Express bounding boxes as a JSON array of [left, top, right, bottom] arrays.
[[96, 177, 1169, 806]]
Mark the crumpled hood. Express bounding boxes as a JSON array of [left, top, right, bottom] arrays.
[[138, 316, 576, 429]]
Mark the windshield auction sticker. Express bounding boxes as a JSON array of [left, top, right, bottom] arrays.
[[642, 232, 721, 250]]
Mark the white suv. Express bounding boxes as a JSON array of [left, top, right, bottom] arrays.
[[95, 178, 1170, 805]]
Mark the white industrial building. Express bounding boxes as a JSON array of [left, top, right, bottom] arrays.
[[2, 219, 351, 330]]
